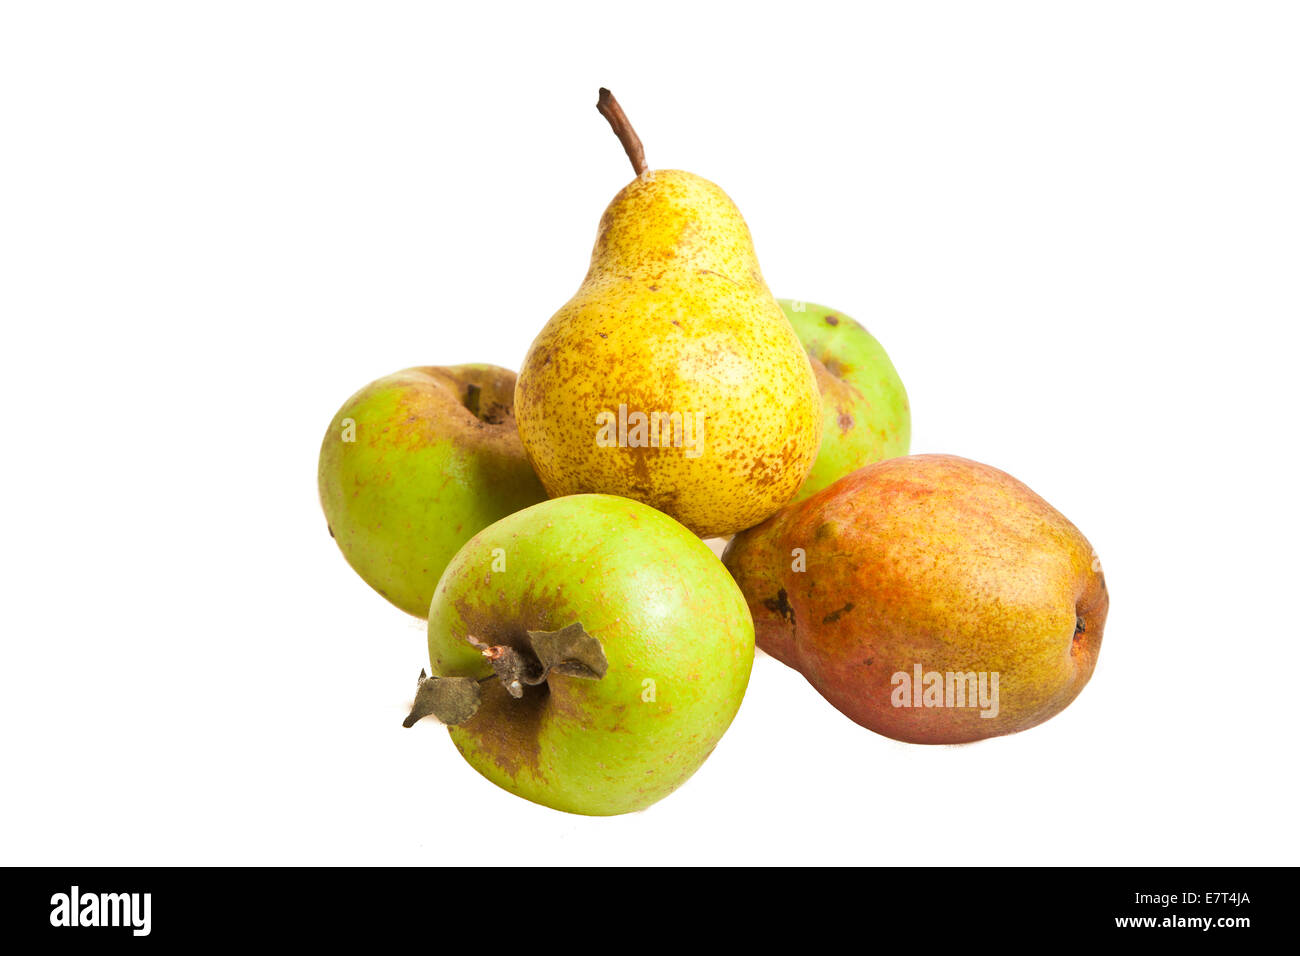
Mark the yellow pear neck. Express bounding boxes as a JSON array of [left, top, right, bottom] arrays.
[[586, 170, 763, 283]]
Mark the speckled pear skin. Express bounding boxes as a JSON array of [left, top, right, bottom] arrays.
[[318, 365, 548, 618], [778, 300, 911, 502], [515, 170, 822, 538], [427, 494, 755, 816], [722, 455, 1108, 744]]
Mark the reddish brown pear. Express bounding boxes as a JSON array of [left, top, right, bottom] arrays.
[[722, 454, 1108, 744]]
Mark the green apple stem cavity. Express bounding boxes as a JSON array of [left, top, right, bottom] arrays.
[[402, 622, 608, 728]]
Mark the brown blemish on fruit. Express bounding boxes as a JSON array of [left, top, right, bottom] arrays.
[[825, 314, 840, 326], [763, 588, 795, 627], [457, 679, 549, 781], [837, 410, 854, 433], [822, 602, 854, 624], [696, 268, 740, 287]]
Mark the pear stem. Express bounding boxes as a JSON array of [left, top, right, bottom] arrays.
[[597, 88, 648, 177]]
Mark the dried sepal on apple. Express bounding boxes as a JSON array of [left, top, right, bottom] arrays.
[[403, 623, 608, 726]]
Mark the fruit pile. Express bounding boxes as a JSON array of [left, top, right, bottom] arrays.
[[317, 90, 1109, 816]]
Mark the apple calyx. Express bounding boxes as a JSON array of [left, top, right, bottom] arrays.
[[402, 623, 608, 727], [474, 641, 545, 697], [471, 623, 609, 696]]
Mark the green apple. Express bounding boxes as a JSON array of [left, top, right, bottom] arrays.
[[779, 299, 911, 502], [318, 365, 547, 618], [406, 494, 755, 816]]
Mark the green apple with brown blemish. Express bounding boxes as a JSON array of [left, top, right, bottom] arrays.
[[318, 365, 548, 618], [406, 493, 755, 815], [778, 299, 910, 503]]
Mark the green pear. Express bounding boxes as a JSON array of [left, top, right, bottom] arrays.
[[407, 493, 755, 815], [723, 455, 1108, 744], [318, 365, 547, 618], [514, 90, 821, 538], [779, 299, 910, 502]]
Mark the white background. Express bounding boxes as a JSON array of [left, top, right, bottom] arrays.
[[2, 2, 1297, 866]]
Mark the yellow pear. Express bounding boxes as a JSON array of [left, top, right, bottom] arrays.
[[515, 90, 821, 538]]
